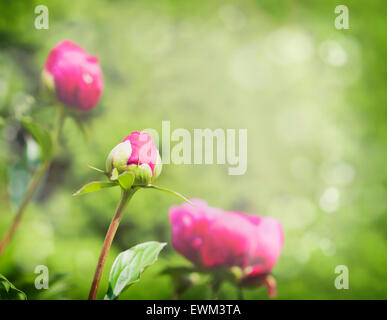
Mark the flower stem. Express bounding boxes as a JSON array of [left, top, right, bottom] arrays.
[[0, 107, 65, 259], [0, 160, 51, 258], [88, 188, 136, 300]]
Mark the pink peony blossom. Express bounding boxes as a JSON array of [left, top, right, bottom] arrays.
[[169, 199, 284, 296], [106, 131, 162, 185], [43, 40, 103, 111]]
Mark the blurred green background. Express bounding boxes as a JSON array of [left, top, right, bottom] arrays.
[[0, 0, 386, 300]]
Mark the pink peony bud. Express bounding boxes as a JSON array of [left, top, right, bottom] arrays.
[[43, 40, 103, 111], [106, 131, 162, 186], [169, 199, 283, 295]]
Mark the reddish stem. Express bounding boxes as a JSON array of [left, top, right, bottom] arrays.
[[88, 188, 135, 300]]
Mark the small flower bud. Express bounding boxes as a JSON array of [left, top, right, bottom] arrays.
[[43, 40, 103, 111], [106, 131, 162, 186]]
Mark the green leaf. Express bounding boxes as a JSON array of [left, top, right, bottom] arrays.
[[144, 185, 193, 205], [117, 171, 135, 190], [21, 118, 53, 161], [105, 241, 167, 300], [72, 181, 118, 197], [0, 274, 27, 300]]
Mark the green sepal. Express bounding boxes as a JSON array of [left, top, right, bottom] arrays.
[[110, 168, 119, 181], [87, 163, 109, 176], [144, 185, 192, 205], [117, 171, 135, 190]]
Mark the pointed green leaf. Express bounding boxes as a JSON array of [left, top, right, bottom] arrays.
[[21, 118, 53, 161], [0, 274, 27, 300], [145, 185, 193, 205], [72, 181, 118, 197], [117, 171, 135, 190], [105, 241, 167, 300]]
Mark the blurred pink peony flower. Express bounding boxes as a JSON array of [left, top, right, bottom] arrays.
[[106, 131, 162, 185], [43, 40, 103, 111], [169, 199, 283, 296]]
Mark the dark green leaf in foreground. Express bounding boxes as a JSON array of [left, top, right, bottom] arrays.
[[72, 181, 118, 197], [105, 241, 167, 300], [0, 274, 27, 300]]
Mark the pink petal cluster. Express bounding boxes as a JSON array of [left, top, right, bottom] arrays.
[[44, 40, 103, 111], [106, 131, 162, 185], [169, 199, 284, 287], [122, 131, 159, 174]]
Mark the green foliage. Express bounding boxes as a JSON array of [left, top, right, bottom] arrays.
[[0, 274, 27, 300], [105, 241, 167, 300]]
